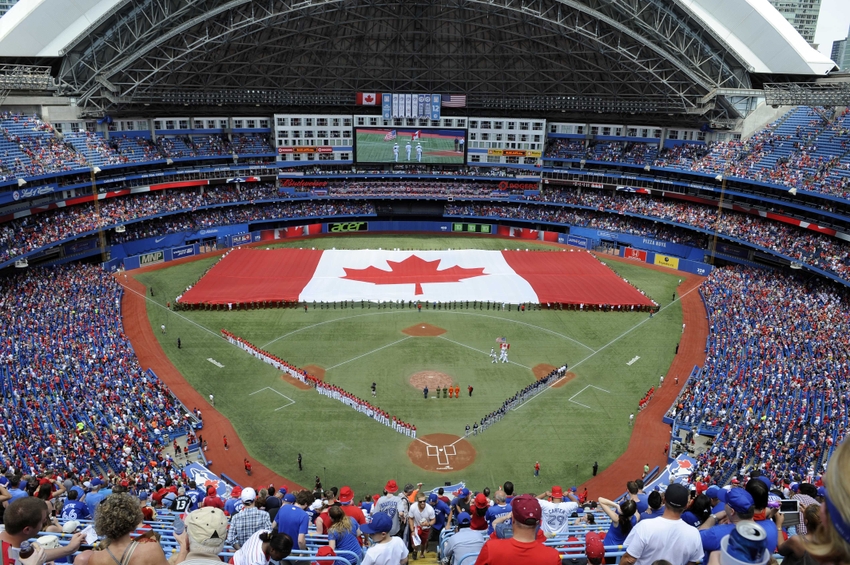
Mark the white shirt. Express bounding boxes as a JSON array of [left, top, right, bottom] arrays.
[[361, 536, 409, 565], [538, 499, 579, 536], [408, 503, 435, 528], [232, 530, 269, 565], [622, 515, 703, 565]]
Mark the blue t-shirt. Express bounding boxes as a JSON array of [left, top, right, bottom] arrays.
[[681, 510, 704, 528], [635, 493, 649, 513], [224, 497, 243, 516], [84, 491, 105, 516], [484, 503, 511, 534], [275, 505, 309, 543], [60, 500, 91, 521], [432, 500, 451, 530], [642, 507, 665, 520], [186, 488, 204, 511], [700, 524, 735, 565], [755, 518, 778, 553], [327, 518, 362, 565], [603, 515, 637, 546]]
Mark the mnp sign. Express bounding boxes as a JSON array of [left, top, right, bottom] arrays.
[[139, 251, 164, 266], [654, 254, 680, 269]]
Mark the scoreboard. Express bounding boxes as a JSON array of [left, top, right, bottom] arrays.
[[452, 223, 491, 233]]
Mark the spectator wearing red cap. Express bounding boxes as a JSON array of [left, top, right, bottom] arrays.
[[585, 532, 606, 565], [620, 484, 702, 565], [312, 545, 337, 565], [473, 494, 560, 564], [374, 481, 407, 537], [202, 486, 224, 510], [470, 493, 490, 531], [537, 486, 580, 537], [337, 486, 366, 526]]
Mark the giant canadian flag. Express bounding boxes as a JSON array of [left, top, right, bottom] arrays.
[[178, 248, 655, 307]]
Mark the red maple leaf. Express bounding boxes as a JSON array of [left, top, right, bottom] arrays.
[[342, 255, 486, 295], [364, 94, 374, 103]]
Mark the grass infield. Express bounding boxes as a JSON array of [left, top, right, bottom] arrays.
[[134, 235, 682, 494]]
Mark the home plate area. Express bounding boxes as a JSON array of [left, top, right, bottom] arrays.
[[408, 433, 476, 472]]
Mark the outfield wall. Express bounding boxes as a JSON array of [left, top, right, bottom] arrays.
[[121, 220, 712, 277]]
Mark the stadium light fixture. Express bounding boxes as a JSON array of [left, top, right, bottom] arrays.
[[788, 188, 797, 196], [715, 174, 723, 182], [644, 165, 651, 172], [166, 158, 174, 165], [92, 166, 102, 174], [17, 178, 26, 187]]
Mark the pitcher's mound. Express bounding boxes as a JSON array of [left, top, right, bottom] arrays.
[[409, 371, 454, 390], [403, 323, 446, 337], [533, 364, 558, 380], [408, 433, 476, 472], [552, 372, 576, 388], [303, 365, 325, 381]]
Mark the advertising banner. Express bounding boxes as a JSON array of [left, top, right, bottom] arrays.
[[327, 221, 368, 233], [171, 245, 196, 260], [138, 250, 164, 266], [624, 247, 647, 261], [231, 233, 252, 245], [653, 254, 680, 269], [566, 235, 589, 248]]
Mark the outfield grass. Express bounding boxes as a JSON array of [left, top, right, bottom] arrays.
[[134, 236, 682, 494], [356, 131, 464, 165]]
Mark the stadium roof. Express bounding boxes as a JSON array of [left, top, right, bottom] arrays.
[[0, 0, 838, 117]]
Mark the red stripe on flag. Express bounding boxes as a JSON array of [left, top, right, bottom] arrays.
[[500, 250, 655, 307], [178, 248, 323, 305]]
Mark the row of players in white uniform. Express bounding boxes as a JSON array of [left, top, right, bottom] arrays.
[[393, 142, 424, 162]]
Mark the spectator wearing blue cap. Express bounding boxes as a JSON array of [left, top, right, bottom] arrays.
[[698, 488, 754, 562], [442, 512, 486, 565], [704, 486, 726, 516], [427, 493, 451, 552], [83, 478, 105, 516], [360, 512, 409, 565], [272, 490, 311, 551]]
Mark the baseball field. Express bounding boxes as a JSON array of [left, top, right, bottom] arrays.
[[132, 235, 684, 495]]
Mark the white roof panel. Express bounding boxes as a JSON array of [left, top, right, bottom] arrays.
[[0, 0, 124, 57], [678, 0, 837, 75]]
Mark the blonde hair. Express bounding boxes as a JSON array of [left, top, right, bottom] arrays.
[[328, 506, 353, 535], [806, 438, 850, 564]]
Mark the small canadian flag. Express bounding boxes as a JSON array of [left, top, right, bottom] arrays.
[[356, 92, 381, 105]]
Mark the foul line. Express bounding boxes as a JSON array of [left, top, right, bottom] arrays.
[[248, 386, 296, 411], [437, 335, 531, 369], [513, 284, 701, 411], [325, 336, 413, 371]]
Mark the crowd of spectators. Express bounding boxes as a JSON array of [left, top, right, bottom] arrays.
[[451, 188, 850, 282], [544, 107, 850, 200], [668, 267, 849, 488], [0, 264, 191, 476], [0, 184, 282, 263]]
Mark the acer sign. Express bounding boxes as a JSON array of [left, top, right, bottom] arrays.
[[342, 255, 485, 295], [497, 181, 539, 191], [328, 222, 368, 233], [280, 179, 329, 188]]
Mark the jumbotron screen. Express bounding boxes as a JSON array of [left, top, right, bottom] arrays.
[[354, 128, 466, 165]]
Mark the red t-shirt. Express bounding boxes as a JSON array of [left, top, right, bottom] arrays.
[[470, 509, 488, 531], [341, 503, 366, 525], [474, 538, 561, 565], [203, 495, 224, 509]]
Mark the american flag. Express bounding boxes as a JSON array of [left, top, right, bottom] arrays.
[[441, 94, 467, 108], [384, 129, 397, 141]]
